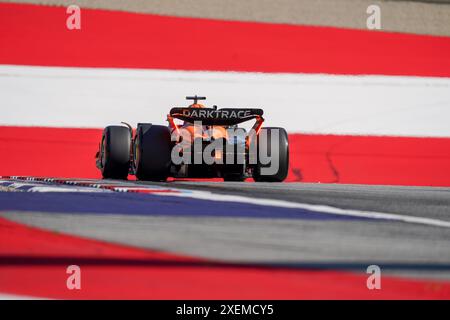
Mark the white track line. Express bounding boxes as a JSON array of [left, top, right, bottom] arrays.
[[0, 293, 44, 300], [158, 189, 450, 229], [2, 176, 450, 229]]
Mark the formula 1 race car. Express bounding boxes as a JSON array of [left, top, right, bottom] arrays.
[[96, 96, 289, 182]]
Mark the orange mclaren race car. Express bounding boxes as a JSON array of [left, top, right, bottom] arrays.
[[96, 96, 289, 182]]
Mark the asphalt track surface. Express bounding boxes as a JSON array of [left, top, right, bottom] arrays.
[[2, 179, 450, 280]]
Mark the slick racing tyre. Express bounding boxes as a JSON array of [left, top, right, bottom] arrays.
[[253, 127, 289, 182], [134, 124, 172, 181], [100, 125, 131, 180]]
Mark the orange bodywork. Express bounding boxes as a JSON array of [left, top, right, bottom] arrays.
[[168, 103, 230, 142], [168, 120, 229, 142], [167, 103, 264, 145]]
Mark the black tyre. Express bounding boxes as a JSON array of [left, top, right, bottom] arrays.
[[253, 127, 289, 182], [100, 126, 131, 179], [134, 124, 172, 181]]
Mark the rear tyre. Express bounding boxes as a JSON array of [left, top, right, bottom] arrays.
[[135, 124, 172, 181], [253, 127, 289, 182], [100, 126, 131, 180]]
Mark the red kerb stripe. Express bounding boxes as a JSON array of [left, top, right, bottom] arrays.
[[1, 217, 449, 299], [1, 126, 450, 186], [0, 3, 449, 76]]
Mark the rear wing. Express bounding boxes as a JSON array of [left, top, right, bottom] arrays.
[[169, 107, 263, 126]]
